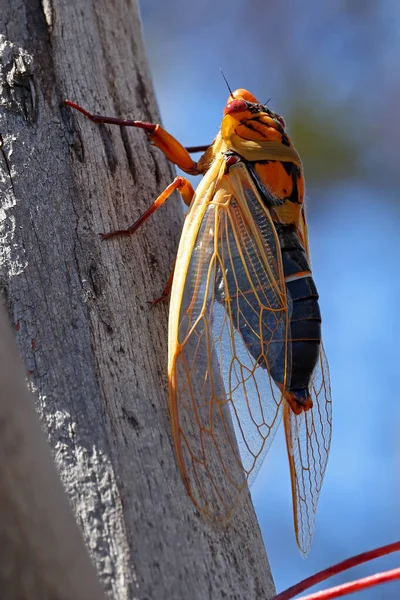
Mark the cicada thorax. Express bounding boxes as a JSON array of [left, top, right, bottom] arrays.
[[220, 93, 321, 413]]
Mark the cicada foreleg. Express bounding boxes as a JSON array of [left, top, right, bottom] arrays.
[[101, 176, 193, 304], [64, 100, 200, 175], [64, 100, 198, 300], [100, 176, 194, 239]]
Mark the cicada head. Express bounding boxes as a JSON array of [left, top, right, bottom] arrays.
[[221, 89, 300, 165]]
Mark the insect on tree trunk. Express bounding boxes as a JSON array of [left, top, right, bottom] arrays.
[[0, 1, 276, 598]]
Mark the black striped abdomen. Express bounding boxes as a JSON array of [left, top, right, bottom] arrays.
[[278, 224, 321, 408]]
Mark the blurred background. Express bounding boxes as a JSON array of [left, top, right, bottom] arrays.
[[139, 2, 400, 597]]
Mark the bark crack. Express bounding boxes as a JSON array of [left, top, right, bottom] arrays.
[[0, 133, 14, 193]]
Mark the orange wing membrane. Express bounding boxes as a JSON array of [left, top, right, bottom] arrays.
[[169, 160, 290, 520], [66, 89, 331, 555]]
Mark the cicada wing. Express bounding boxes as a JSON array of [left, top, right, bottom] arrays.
[[298, 204, 311, 258], [169, 165, 291, 520], [283, 344, 332, 555]]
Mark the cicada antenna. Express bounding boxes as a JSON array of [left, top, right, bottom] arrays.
[[220, 69, 234, 97]]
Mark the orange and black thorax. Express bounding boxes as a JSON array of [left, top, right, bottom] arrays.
[[220, 90, 305, 231]]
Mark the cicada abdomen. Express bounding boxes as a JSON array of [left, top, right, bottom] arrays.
[[276, 222, 321, 412]]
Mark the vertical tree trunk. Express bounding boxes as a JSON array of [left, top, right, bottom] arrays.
[[0, 1, 276, 598], [0, 303, 107, 600]]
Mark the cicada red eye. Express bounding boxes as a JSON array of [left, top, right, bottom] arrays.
[[224, 99, 248, 116]]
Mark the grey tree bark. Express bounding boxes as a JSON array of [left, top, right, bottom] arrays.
[[0, 303, 107, 600], [0, 1, 276, 599]]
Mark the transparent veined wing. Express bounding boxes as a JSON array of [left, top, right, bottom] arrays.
[[282, 197, 332, 555], [283, 319, 332, 555], [168, 160, 291, 520]]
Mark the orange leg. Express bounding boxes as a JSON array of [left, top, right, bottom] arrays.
[[150, 208, 191, 305], [149, 260, 176, 306], [65, 100, 200, 175], [100, 176, 194, 240], [65, 100, 197, 300]]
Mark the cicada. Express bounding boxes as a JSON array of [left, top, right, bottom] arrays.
[[65, 88, 332, 555]]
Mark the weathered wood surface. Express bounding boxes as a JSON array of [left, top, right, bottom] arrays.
[[0, 303, 107, 600], [0, 0, 276, 598]]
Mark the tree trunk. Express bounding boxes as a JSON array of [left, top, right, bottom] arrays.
[[0, 302, 107, 600], [0, 1, 276, 598]]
